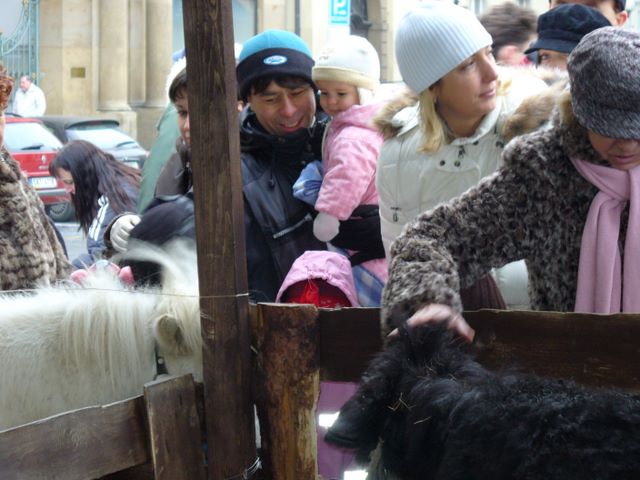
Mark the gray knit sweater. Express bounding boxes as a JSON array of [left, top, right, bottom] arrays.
[[381, 96, 610, 328]]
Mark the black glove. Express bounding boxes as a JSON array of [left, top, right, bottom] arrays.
[[331, 205, 386, 266]]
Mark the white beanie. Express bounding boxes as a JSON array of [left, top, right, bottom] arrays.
[[395, 1, 492, 94], [313, 35, 381, 101]]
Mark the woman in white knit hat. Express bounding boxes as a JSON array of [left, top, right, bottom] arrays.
[[298, 34, 389, 307], [375, 1, 548, 310]]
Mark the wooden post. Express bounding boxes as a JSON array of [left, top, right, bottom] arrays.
[[182, 1, 256, 479], [251, 304, 320, 479]]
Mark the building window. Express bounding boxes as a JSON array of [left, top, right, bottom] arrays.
[[172, 0, 256, 54], [351, 0, 372, 36]]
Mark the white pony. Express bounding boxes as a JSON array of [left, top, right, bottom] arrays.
[[0, 240, 203, 431]]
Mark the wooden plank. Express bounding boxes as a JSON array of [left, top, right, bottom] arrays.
[[467, 310, 640, 390], [181, 1, 256, 479], [317, 308, 640, 391], [0, 396, 149, 480], [251, 303, 320, 479], [144, 375, 206, 480], [99, 464, 154, 480], [319, 307, 383, 382]]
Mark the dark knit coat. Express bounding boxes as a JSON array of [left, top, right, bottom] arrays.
[[0, 148, 71, 290], [381, 95, 609, 327]]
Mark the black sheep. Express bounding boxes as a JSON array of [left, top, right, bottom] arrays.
[[326, 321, 640, 479]]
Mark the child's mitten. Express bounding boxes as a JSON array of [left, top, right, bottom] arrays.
[[313, 212, 340, 242]]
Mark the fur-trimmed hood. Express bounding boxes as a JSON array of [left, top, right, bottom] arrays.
[[504, 88, 607, 169], [374, 67, 568, 143]]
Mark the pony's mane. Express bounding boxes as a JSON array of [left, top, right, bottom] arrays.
[[121, 239, 202, 357], [4, 240, 202, 395]]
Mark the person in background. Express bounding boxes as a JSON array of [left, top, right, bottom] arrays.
[[11, 75, 46, 117], [106, 65, 191, 253], [383, 27, 640, 341], [236, 29, 328, 302], [525, 4, 610, 71], [479, 2, 538, 66], [137, 57, 184, 213], [375, 1, 548, 310], [0, 67, 70, 289], [50, 140, 140, 269], [307, 34, 387, 306], [549, 0, 627, 25], [137, 43, 243, 213], [153, 66, 192, 197]]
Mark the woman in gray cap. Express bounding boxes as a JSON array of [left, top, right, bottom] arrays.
[[381, 27, 640, 341]]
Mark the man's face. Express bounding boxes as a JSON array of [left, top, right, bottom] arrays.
[[247, 80, 316, 137], [19, 77, 30, 92], [549, 0, 628, 25]]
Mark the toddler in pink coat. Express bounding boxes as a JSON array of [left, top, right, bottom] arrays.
[[311, 35, 388, 305]]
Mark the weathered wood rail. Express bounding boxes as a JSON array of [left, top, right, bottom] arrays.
[[0, 375, 205, 480]]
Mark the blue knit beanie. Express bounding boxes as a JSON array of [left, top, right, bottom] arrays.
[[395, 1, 492, 94], [236, 29, 315, 101]]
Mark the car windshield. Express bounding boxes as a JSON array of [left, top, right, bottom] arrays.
[[66, 125, 141, 150], [5, 122, 63, 151]]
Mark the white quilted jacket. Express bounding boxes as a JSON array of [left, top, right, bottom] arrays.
[[376, 69, 548, 308]]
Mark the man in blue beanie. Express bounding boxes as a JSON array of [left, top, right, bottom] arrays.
[[236, 30, 328, 302]]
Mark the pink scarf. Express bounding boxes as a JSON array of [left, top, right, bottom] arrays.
[[571, 158, 640, 313]]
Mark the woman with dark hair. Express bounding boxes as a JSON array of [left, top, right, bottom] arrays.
[[50, 140, 140, 268], [0, 66, 71, 289]]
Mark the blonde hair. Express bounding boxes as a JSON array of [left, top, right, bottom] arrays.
[[418, 75, 512, 153]]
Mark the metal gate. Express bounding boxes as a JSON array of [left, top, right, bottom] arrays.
[[0, 0, 40, 82]]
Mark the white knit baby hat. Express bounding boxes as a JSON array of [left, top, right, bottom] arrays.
[[395, 1, 492, 94], [313, 35, 381, 104]]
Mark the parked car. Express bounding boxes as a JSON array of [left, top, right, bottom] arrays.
[[4, 116, 75, 222], [40, 116, 148, 169]]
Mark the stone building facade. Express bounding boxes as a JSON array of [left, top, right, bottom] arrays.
[[37, 0, 555, 148]]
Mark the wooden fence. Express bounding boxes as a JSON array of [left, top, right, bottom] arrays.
[[2, 306, 639, 479]]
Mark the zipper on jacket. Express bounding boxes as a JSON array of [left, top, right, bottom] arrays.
[[272, 213, 313, 239]]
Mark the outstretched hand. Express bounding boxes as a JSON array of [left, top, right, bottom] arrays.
[[111, 214, 141, 253], [388, 304, 475, 343]]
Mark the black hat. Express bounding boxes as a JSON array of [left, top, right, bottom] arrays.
[[525, 4, 610, 55]]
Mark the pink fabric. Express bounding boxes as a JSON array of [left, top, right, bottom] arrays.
[[360, 257, 388, 283], [571, 158, 640, 313], [316, 381, 358, 479], [314, 102, 384, 220], [275, 250, 360, 306], [70, 262, 135, 286]]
